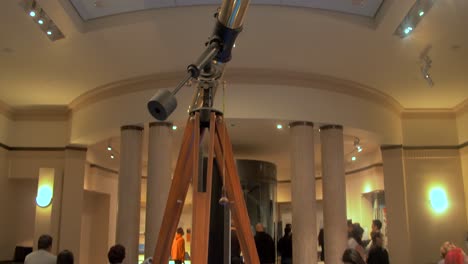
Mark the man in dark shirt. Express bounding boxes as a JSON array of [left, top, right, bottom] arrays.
[[367, 232, 390, 264], [277, 224, 292, 264], [254, 223, 275, 264]]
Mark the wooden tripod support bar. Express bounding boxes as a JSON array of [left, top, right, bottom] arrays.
[[152, 112, 260, 264]]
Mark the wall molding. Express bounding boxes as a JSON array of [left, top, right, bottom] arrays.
[[0, 143, 87, 152], [345, 163, 383, 175], [381, 142, 468, 151]]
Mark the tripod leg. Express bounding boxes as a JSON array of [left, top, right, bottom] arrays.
[[213, 116, 260, 264], [191, 112, 213, 264], [152, 117, 195, 264]]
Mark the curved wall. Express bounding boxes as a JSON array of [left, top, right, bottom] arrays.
[[70, 83, 403, 145]]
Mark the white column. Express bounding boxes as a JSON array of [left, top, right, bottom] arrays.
[[144, 122, 173, 259], [117, 125, 143, 264], [59, 146, 87, 263], [320, 125, 347, 264], [290, 121, 317, 264]]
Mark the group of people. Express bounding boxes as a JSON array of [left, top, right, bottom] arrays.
[[24, 234, 126, 264], [343, 219, 389, 264]]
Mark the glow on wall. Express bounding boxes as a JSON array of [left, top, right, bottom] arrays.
[[36, 168, 55, 208], [36, 185, 53, 207], [429, 187, 449, 214]]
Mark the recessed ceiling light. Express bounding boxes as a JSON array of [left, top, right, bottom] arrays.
[[351, 156, 357, 161], [277, 124, 283, 129], [110, 154, 115, 159], [29, 11, 36, 17], [172, 125, 177, 130], [357, 146, 362, 152], [107, 146, 112, 151], [46, 30, 52, 35], [419, 11, 425, 16], [38, 19, 44, 25]]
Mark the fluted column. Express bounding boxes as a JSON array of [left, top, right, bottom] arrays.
[[117, 125, 143, 264], [290, 121, 317, 264], [144, 122, 173, 259], [320, 125, 347, 264]]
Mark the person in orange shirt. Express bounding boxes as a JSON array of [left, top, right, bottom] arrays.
[[171, 227, 185, 264]]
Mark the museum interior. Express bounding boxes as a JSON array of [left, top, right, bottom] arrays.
[[0, 0, 467, 263]]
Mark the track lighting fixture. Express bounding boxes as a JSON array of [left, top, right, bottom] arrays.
[[21, 0, 65, 41], [420, 45, 434, 87], [394, 0, 436, 38]]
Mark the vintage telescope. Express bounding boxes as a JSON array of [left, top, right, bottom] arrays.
[[147, 0, 250, 122]]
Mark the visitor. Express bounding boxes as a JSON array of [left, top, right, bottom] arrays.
[[171, 227, 185, 264], [366, 219, 384, 252], [367, 232, 389, 264], [56, 250, 74, 264], [342, 248, 366, 264], [25, 234, 57, 264], [347, 220, 354, 236], [277, 223, 292, 264], [254, 223, 275, 264], [108, 244, 125, 264], [347, 223, 366, 261]]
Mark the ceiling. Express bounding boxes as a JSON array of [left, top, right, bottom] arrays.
[[0, 0, 467, 108], [70, 0, 384, 20], [87, 118, 380, 181]]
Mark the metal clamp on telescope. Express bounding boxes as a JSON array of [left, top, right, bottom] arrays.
[[147, 0, 249, 121]]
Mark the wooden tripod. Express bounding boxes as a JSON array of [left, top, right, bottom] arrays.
[[151, 111, 260, 264]]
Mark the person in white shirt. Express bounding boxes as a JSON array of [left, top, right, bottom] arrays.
[[24, 234, 57, 264]]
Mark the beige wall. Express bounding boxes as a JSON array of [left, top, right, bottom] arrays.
[[402, 115, 459, 146], [404, 149, 467, 264], [80, 190, 110, 264], [457, 110, 468, 144], [84, 166, 118, 247], [8, 120, 69, 147], [0, 147, 14, 260], [0, 115, 10, 144], [460, 147, 468, 230]]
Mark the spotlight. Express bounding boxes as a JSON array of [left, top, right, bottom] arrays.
[[21, 0, 65, 41], [404, 26, 413, 35], [172, 125, 177, 130], [46, 30, 52, 35], [419, 11, 425, 16], [277, 124, 283, 129], [357, 146, 363, 152], [110, 154, 115, 159], [351, 156, 357, 161], [38, 19, 44, 25], [29, 11, 36, 17], [107, 146, 112, 151]]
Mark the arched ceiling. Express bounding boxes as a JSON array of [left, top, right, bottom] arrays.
[[0, 0, 467, 108]]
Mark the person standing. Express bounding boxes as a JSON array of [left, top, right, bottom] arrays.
[[277, 224, 292, 264], [254, 223, 275, 264], [107, 244, 125, 264], [56, 250, 74, 264], [25, 234, 57, 264], [318, 228, 324, 261], [367, 232, 389, 264], [171, 227, 185, 264]]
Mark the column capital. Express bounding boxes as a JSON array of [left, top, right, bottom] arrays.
[[149, 122, 173, 128], [121, 125, 143, 131], [289, 121, 314, 128], [320, 124, 343, 130]]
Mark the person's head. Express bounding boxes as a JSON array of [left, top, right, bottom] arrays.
[[372, 219, 382, 232], [255, 223, 265, 233], [284, 223, 292, 235], [440, 241, 457, 258], [38, 234, 53, 251], [371, 232, 384, 248], [351, 224, 364, 244], [57, 250, 74, 264], [342, 249, 366, 264], [176, 227, 184, 236], [108, 244, 125, 264]]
